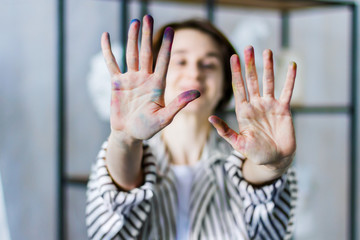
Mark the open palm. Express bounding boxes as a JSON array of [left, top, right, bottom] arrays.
[[102, 16, 200, 140], [209, 47, 297, 169]]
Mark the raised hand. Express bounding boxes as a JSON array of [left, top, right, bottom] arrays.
[[102, 15, 200, 141], [209, 46, 297, 182]]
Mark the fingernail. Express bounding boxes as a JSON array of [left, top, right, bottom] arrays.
[[290, 61, 297, 68], [264, 49, 272, 58], [145, 14, 153, 24], [130, 19, 139, 25], [244, 46, 254, 63], [232, 54, 240, 65], [245, 45, 253, 53], [208, 116, 218, 125], [163, 28, 174, 52]]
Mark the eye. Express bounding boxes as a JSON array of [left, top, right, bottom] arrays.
[[200, 62, 218, 70], [177, 60, 186, 66], [169, 58, 186, 68], [201, 63, 215, 69]]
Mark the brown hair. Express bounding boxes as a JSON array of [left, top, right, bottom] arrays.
[[153, 18, 237, 112]]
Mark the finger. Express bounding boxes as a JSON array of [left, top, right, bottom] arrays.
[[244, 46, 260, 100], [126, 19, 140, 71], [279, 62, 297, 104], [154, 27, 174, 86], [262, 49, 275, 98], [158, 90, 200, 126], [208, 115, 238, 146], [101, 32, 121, 75], [230, 54, 247, 103], [139, 15, 154, 73]]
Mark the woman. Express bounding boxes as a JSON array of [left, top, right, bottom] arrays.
[[86, 15, 297, 240]]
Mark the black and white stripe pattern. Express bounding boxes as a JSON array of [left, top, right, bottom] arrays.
[[224, 152, 297, 240], [86, 137, 297, 240], [86, 142, 156, 240]]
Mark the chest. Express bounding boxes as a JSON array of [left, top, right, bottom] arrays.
[[144, 164, 248, 240]]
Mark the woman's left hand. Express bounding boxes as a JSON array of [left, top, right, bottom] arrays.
[[209, 46, 297, 185]]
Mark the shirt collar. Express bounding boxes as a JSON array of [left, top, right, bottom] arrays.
[[146, 129, 233, 176]]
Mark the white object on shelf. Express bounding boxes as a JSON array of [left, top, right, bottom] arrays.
[[87, 43, 123, 122], [274, 47, 305, 106]]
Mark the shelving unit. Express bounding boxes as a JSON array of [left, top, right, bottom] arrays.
[[57, 0, 358, 239]]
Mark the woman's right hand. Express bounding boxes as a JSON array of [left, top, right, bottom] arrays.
[[102, 15, 200, 141]]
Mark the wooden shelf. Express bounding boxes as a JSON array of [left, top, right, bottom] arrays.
[[152, 0, 350, 10], [291, 105, 352, 114], [65, 175, 89, 185]]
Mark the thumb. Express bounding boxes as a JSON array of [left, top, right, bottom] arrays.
[[208, 115, 239, 147], [158, 90, 200, 126]]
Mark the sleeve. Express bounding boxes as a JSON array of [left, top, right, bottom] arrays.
[[224, 151, 297, 240], [86, 141, 157, 240]]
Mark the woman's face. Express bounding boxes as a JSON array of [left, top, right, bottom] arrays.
[[164, 28, 224, 115]]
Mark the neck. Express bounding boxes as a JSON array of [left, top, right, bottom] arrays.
[[162, 112, 211, 165]]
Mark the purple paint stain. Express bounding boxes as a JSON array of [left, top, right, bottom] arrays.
[[113, 81, 121, 90], [163, 27, 174, 52], [163, 27, 174, 40], [180, 90, 201, 102]]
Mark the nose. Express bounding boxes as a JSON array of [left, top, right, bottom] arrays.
[[186, 62, 202, 81]]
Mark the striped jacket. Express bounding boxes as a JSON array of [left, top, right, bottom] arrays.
[[86, 131, 297, 240]]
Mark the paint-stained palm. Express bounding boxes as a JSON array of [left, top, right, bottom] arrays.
[[209, 47, 297, 169], [102, 15, 200, 141]]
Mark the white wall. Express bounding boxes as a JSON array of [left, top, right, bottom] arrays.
[[0, 1, 57, 239]]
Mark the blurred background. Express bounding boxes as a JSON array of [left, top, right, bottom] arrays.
[[1, 0, 360, 239]]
